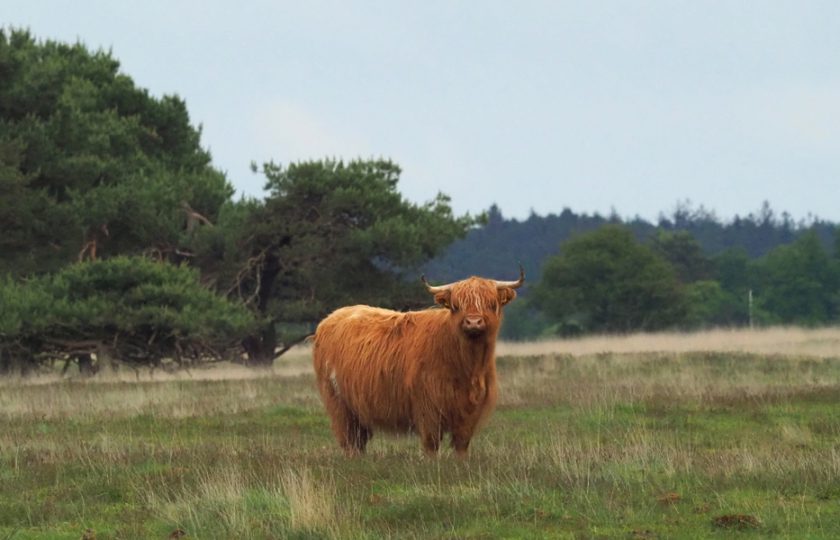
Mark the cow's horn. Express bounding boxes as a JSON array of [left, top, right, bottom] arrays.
[[493, 264, 525, 289], [421, 275, 456, 293]]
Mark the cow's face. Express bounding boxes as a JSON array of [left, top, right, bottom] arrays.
[[432, 278, 518, 339], [423, 267, 524, 340]]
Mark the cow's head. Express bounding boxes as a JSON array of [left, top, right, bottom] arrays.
[[422, 266, 525, 339]]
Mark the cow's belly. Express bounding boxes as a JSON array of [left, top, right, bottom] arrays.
[[352, 399, 413, 432]]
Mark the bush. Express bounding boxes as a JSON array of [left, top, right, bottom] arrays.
[[532, 225, 686, 333], [0, 256, 256, 374]]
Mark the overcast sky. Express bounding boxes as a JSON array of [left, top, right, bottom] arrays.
[[5, 1, 840, 222]]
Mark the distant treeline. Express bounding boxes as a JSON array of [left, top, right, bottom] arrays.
[[424, 202, 838, 285], [422, 204, 839, 340]]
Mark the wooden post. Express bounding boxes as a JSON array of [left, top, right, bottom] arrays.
[[748, 289, 754, 329]]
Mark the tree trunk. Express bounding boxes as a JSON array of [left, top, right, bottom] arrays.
[[242, 324, 277, 367], [77, 353, 97, 376], [0, 349, 13, 375], [241, 252, 283, 368], [96, 346, 116, 374], [0, 348, 32, 376]]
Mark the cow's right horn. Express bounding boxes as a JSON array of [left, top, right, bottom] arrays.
[[493, 264, 525, 289]]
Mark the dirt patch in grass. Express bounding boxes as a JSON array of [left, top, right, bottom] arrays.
[[712, 514, 762, 529]]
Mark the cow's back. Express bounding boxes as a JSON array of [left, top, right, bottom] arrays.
[[313, 305, 421, 429]]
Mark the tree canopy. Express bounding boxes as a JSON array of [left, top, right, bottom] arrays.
[[205, 159, 477, 364], [0, 30, 476, 374], [1, 31, 480, 373], [0, 29, 231, 276], [531, 225, 686, 334], [754, 232, 840, 325]]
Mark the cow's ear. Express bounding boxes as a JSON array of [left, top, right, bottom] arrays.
[[498, 287, 517, 306], [434, 290, 451, 308]]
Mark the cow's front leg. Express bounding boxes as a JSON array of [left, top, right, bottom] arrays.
[[415, 416, 443, 456], [450, 426, 474, 458], [421, 430, 441, 456]]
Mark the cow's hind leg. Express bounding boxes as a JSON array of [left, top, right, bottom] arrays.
[[320, 386, 371, 455], [347, 418, 373, 454]]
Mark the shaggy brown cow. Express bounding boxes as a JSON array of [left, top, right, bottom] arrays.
[[313, 267, 524, 456]]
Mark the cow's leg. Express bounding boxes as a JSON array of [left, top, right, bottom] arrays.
[[318, 379, 370, 456], [450, 431, 472, 457], [451, 419, 479, 458], [347, 418, 373, 454], [416, 418, 443, 456], [413, 394, 443, 456], [330, 404, 371, 456], [325, 401, 353, 453], [421, 430, 441, 456]]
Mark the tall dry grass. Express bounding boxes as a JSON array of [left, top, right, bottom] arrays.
[[497, 325, 840, 358], [140, 464, 354, 538], [0, 373, 321, 421], [2, 326, 838, 421], [6, 326, 837, 391]]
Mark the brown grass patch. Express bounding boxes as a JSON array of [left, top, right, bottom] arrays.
[[497, 326, 840, 358]]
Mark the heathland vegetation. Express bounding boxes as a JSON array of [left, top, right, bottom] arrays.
[[2, 328, 839, 538]]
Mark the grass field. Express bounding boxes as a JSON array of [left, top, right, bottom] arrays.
[[1, 327, 839, 539]]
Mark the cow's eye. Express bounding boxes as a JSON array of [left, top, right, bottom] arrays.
[[450, 304, 459, 313], [490, 302, 498, 311]]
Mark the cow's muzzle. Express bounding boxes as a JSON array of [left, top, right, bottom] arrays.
[[462, 316, 486, 337]]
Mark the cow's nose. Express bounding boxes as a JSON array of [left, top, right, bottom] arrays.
[[462, 316, 486, 334]]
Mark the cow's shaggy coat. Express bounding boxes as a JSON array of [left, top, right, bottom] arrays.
[[313, 271, 522, 456]]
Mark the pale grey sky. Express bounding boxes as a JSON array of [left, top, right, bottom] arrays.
[[5, 1, 840, 222]]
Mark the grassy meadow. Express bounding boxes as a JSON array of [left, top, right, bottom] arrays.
[[1, 328, 840, 539]]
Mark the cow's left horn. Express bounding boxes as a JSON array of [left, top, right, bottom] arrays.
[[493, 264, 525, 289], [421, 275, 457, 294]]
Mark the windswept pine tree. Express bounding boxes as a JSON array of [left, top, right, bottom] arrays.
[[0, 29, 232, 276], [204, 159, 478, 365]]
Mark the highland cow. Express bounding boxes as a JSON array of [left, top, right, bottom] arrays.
[[313, 267, 524, 456]]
